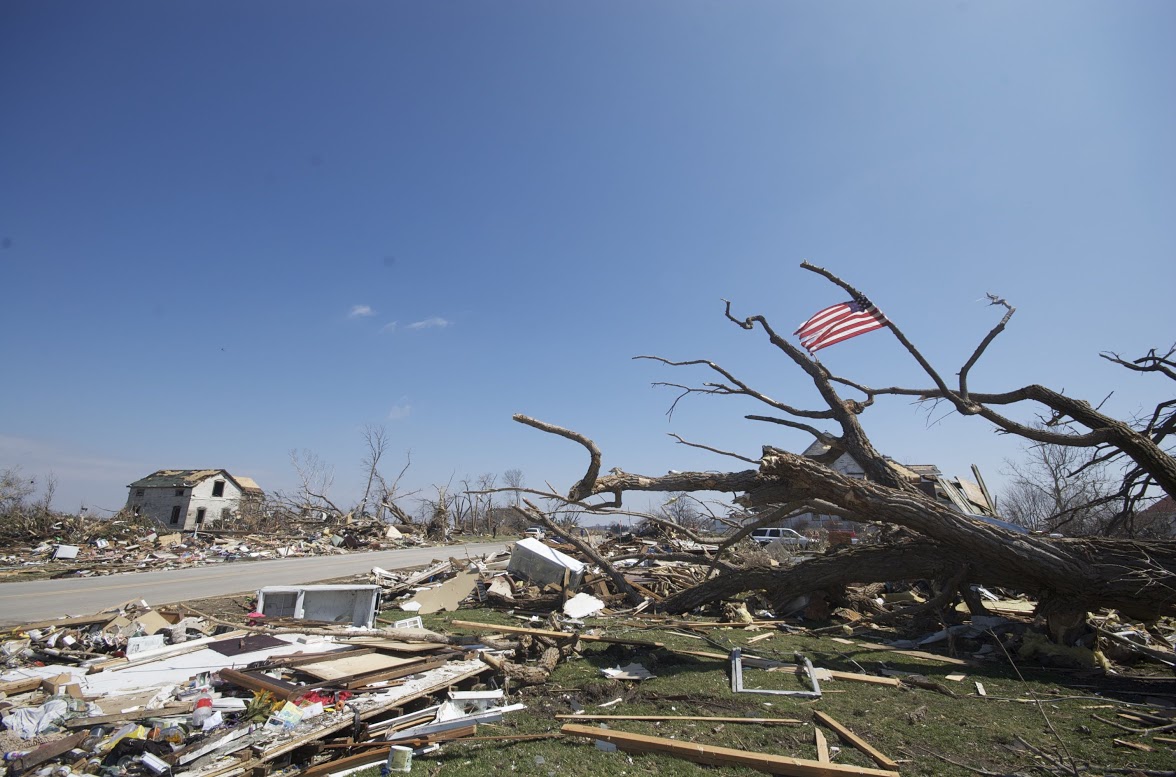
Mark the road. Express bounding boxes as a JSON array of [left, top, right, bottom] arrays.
[[0, 541, 510, 626]]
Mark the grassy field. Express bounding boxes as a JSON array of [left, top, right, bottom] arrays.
[[345, 609, 1176, 777]]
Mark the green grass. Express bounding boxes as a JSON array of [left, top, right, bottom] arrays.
[[347, 610, 1176, 776]]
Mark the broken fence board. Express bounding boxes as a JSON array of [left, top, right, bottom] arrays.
[[561, 724, 900, 777], [812, 711, 898, 770]]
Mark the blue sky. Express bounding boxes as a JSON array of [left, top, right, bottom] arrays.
[[2, 1, 1173, 518]]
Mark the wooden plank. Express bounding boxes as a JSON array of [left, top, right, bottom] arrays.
[[340, 657, 447, 689], [8, 731, 88, 775], [296, 652, 419, 681], [299, 749, 389, 777], [450, 620, 664, 648], [665, 648, 898, 687], [814, 728, 830, 764], [5, 613, 116, 632], [827, 670, 901, 687], [337, 637, 448, 654], [267, 647, 377, 667], [813, 711, 898, 770], [64, 703, 194, 728], [219, 668, 305, 700], [561, 724, 900, 777], [890, 649, 970, 666], [0, 677, 43, 695], [555, 715, 802, 725]]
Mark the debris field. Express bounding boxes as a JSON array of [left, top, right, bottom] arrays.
[[2, 531, 1175, 777]]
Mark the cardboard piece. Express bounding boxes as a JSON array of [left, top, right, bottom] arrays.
[[41, 673, 83, 698], [405, 571, 480, 615]]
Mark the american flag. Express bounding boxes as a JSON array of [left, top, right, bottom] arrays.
[[794, 296, 887, 353]]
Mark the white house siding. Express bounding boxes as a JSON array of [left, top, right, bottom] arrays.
[[183, 476, 244, 531], [126, 473, 245, 530], [781, 451, 865, 531]]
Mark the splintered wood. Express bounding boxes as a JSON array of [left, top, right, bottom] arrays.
[[561, 723, 901, 777]]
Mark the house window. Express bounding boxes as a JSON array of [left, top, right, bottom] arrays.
[[196, 508, 206, 524], [170, 506, 181, 524], [175, 489, 184, 497], [135, 488, 145, 497], [212, 481, 225, 497], [133, 504, 141, 516], [221, 508, 231, 521]]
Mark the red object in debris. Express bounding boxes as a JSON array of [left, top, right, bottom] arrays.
[[195, 697, 213, 709]]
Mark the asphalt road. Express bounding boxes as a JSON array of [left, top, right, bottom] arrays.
[[0, 541, 510, 626]]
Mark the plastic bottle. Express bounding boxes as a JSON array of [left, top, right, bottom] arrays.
[[191, 696, 214, 726]]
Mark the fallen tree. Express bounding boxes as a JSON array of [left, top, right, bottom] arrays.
[[515, 263, 1176, 633]]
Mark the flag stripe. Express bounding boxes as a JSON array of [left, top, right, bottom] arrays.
[[804, 318, 885, 352], [799, 310, 885, 347], [795, 304, 852, 337], [795, 299, 887, 353]]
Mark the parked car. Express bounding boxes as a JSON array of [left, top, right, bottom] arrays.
[[524, 527, 545, 540], [750, 527, 810, 548]]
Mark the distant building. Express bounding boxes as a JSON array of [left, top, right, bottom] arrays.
[[766, 441, 995, 534], [125, 470, 263, 530], [1135, 495, 1176, 539]]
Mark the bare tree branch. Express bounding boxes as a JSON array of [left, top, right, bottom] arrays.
[[666, 433, 761, 465], [513, 414, 602, 502]]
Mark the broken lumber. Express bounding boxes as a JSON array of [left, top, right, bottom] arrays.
[[814, 727, 830, 764], [561, 723, 900, 777], [555, 715, 802, 725], [451, 619, 664, 648], [813, 711, 898, 770]]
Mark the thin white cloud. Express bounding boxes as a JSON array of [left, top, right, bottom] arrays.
[[407, 316, 450, 330], [380, 321, 398, 333], [348, 304, 375, 319], [387, 403, 412, 421]]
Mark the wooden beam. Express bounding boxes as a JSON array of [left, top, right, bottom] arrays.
[[0, 677, 43, 695], [8, 732, 88, 776], [64, 703, 194, 728], [219, 668, 304, 700], [814, 728, 830, 764], [555, 715, 802, 725], [561, 724, 900, 777], [450, 620, 664, 648], [666, 648, 899, 686], [812, 711, 898, 770]]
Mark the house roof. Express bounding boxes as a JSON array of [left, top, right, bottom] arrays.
[[234, 476, 264, 493], [800, 441, 929, 483], [1138, 495, 1175, 518], [128, 470, 261, 492]]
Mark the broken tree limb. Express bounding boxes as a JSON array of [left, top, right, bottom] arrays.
[[480, 647, 560, 686], [512, 414, 603, 502], [560, 723, 901, 777]]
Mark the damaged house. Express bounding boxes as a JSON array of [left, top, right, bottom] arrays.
[[125, 469, 264, 530], [769, 441, 996, 536]]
